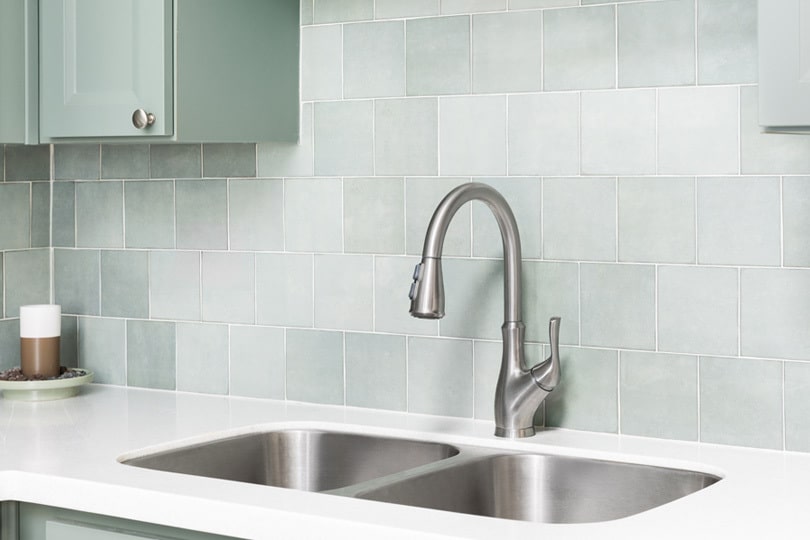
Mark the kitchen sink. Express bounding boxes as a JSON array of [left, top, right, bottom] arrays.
[[355, 453, 721, 524], [121, 428, 721, 524], [122, 429, 459, 491]]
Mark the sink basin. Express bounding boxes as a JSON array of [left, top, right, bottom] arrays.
[[356, 453, 720, 523], [122, 429, 458, 492]]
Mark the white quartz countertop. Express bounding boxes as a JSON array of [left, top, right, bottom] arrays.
[[0, 384, 805, 539]]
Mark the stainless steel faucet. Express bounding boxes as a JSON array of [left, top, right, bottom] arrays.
[[408, 183, 561, 438]]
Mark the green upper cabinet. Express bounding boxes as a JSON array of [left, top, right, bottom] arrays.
[[0, 0, 38, 144], [40, 0, 173, 139], [38, 0, 300, 143]]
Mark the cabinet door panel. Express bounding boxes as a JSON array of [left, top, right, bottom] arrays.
[[40, 0, 172, 138]]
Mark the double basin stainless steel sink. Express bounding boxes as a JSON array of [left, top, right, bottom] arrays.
[[121, 429, 721, 524]]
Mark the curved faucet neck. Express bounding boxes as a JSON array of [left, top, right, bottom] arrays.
[[420, 183, 523, 323]]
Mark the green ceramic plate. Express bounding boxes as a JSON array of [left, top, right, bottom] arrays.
[[0, 369, 94, 401]]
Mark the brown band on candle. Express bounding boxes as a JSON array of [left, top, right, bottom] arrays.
[[20, 336, 61, 378]]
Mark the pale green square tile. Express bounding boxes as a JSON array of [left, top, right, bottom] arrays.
[[375, 0, 438, 18], [406, 16, 471, 95], [100, 250, 148, 318], [177, 323, 229, 395], [740, 87, 810, 175], [284, 178, 343, 252], [314, 0, 373, 23], [54, 249, 100, 316], [581, 90, 656, 175], [784, 177, 810, 267], [618, 177, 695, 264], [202, 252, 255, 324], [374, 256, 439, 336], [5, 249, 50, 318], [0, 183, 30, 249], [408, 337, 473, 417], [406, 177, 471, 257], [440, 96, 506, 176], [314, 101, 374, 176], [620, 352, 697, 441], [286, 329, 344, 405], [545, 347, 618, 433], [658, 87, 739, 175], [101, 144, 149, 179], [256, 253, 313, 327], [700, 356, 782, 449], [31, 182, 50, 248], [440, 258, 502, 340], [76, 181, 123, 248], [543, 5, 615, 91], [344, 177, 404, 254], [258, 103, 314, 178], [176, 179, 228, 250], [510, 0, 576, 7], [785, 362, 810, 452], [346, 332, 406, 411], [60, 316, 78, 368], [442, 0, 505, 13], [543, 177, 616, 262], [54, 145, 99, 180], [52, 182, 75, 248], [658, 266, 738, 356], [0, 320, 20, 370], [472, 177, 541, 259], [301, 0, 313, 24], [314, 255, 373, 331], [202, 144, 256, 178], [0, 255, 3, 317], [697, 0, 757, 85], [4, 145, 49, 181], [301, 26, 342, 101], [508, 93, 579, 176], [230, 325, 285, 399], [523, 261, 579, 345], [344, 21, 405, 98], [618, 0, 695, 87], [375, 98, 438, 176], [581, 263, 655, 350], [229, 179, 283, 251], [78, 317, 125, 385], [149, 251, 201, 321], [697, 177, 781, 266], [127, 320, 176, 390], [472, 11, 542, 93], [741, 269, 810, 360], [150, 144, 201, 179], [124, 180, 175, 249], [474, 340, 543, 420]]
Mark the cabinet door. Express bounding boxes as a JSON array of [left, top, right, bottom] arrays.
[[39, 0, 173, 138], [0, 0, 38, 144], [19, 504, 238, 540], [759, 0, 810, 128]]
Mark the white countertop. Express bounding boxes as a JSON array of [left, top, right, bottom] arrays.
[[0, 384, 805, 539]]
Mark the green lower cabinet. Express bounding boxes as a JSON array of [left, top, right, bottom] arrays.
[[16, 503, 239, 540]]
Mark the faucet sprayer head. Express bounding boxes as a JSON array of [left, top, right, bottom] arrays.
[[408, 258, 445, 319]]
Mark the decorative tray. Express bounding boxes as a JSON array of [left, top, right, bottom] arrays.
[[0, 369, 94, 401]]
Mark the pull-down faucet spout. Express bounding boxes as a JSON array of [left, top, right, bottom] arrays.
[[408, 183, 561, 438]]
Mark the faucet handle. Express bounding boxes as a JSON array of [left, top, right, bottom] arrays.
[[532, 317, 561, 392]]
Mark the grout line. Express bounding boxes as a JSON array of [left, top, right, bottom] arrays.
[[696, 355, 701, 443]]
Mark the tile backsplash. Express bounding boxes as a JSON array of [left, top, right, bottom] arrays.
[[3, 0, 810, 453]]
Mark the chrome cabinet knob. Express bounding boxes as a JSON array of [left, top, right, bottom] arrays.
[[132, 109, 156, 129]]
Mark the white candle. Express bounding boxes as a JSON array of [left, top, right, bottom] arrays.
[[20, 305, 61, 377], [20, 305, 61, 339]]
